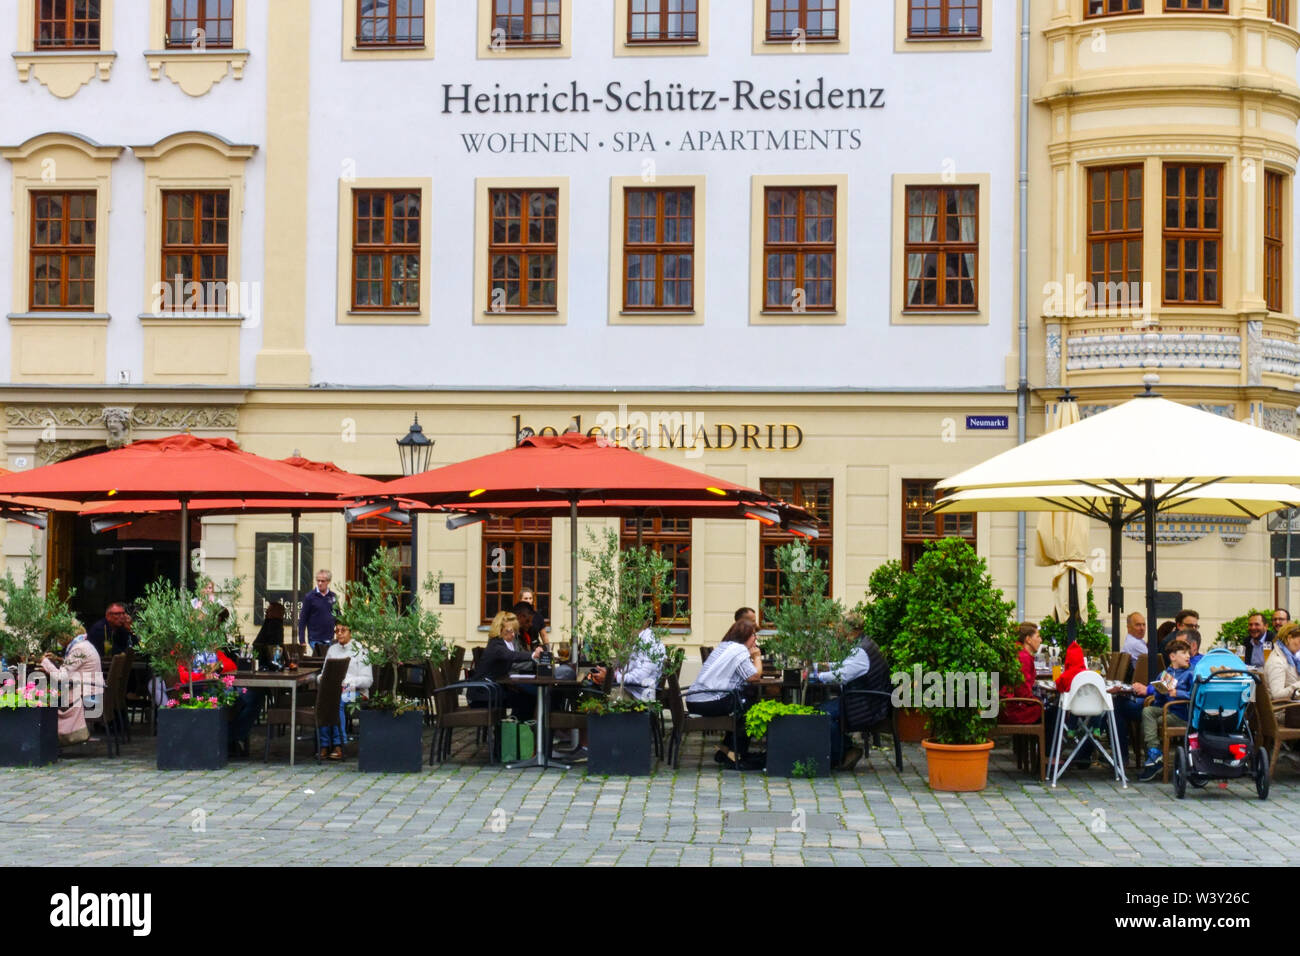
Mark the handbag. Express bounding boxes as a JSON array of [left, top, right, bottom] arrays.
[[498, 717, 536, 762]]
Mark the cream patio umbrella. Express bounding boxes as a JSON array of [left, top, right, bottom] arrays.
[[1034, 398, 1092, 645], [935, 384, 1300, 666]]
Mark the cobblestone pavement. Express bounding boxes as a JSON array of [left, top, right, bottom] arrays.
[[0, 729, 1291, 866]]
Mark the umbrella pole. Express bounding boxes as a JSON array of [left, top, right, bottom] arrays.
[[570, 498, 579, 652], [179, 496, 190, 592], [1067, 568, 1079, 647], [1109, 498, 1123, 652], [1144, 480, 1159, 670], [291, 510, 301, 643]]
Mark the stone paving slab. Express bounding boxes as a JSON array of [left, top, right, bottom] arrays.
[[0, 729, 1292, 866]]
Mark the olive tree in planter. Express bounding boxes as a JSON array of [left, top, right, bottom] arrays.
[[335, 548, 446, 773], [888, 539, 1020, 792], [572, 528, 673, 776], [759, 542, 853, 777], [133, 575, 243, 771], [0, 557, 78, 767]]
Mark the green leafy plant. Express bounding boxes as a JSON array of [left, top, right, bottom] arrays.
[[1218, 608, 1272, 648], [0, 553, 79, 663], [162, 672, 245, 711], [572, 528, 673, 702], [334, 547, 446, 712], [887, 538, 1020, 746], [761, 541, 854, 700], [1038, 589, 1109, 659], [576, 695, 662, 716], [132, 576, 243, 698], [856, 559, 908, 659], [790, 758, 819, 780], [744, 699, 821, 739]]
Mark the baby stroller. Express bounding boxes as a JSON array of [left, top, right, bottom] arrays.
[[1170, 648, 1269, 800]]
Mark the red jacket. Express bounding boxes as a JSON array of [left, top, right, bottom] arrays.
[[1055, 643, 1086, 693], [176, 650, 236, 686], [1000, 648, 1043, 724]]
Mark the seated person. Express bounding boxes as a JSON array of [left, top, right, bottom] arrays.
[[468, 611, 543, 717], [589, 626, 666, 702], [318, 624, 373, 760], [253, 602, 286, 669], [1051, 641, 1098, 769], [808, 614, 893, 771], [1109, 637, 1194, 769], [1137, 638, 1194, 781], [1000, 622, 1046, 726], [1243, 612, 1272, 668], [39, 623, 103, 746], [684, 620, 763, 768], [1184, 629, 1203, 669], [1266, 621, 1300, 702]]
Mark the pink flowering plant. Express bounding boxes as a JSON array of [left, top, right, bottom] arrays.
[[0, 677, 54, 709], [162, 673, 245, 711]]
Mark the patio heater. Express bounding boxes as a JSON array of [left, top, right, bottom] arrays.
[[397, 416, 435, 602]]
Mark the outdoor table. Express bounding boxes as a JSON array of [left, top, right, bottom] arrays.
[[498, 675, 586, 771], [234, 670, 317, 766]]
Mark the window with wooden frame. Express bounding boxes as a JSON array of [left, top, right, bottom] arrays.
[[624, 187, 694, 311], [165, 0, 233, 49], [1163, 0, 1225, 10], [1084, 0, 1142, 16], [482, 517, 552, 624], [621, 516, 691, 624], [161, 190, 229, 312], [766, 0, 837, 39], [627, 0, 698, 41], [352, 190, 421, 311], [357, 0, 425, 46], [35, 0, 102, 49], [1162, 163, 1222, 306], [904, 185, 978, 310], [489, 188, 558, 311], [907, 0, 981, 37], [1269, 0, 1289, 23], [759, 479, 832, 623], [493, 0, 561, 45], [29, 191, 96, 311], [902, 479, 975, 572], [1086, 165, 1143, 310], [763, 186, 836, 311], [1266, 170, 1284, 314], [346, 516, 413, 610]]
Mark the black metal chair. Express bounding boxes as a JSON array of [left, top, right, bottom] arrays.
[[663, 674, 744, 769], [429, 674, 505, 764], [837, 687, 904, 772]]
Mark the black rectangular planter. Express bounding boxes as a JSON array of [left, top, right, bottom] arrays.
[[157, 707, 228, 771], [766, 713, 832, 778], [0, 707, 58, 767], [587, 710, 653, 776], [358, 709, 424, 773]]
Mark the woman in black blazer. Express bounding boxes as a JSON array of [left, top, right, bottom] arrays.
[[470, 612, 541, 715]]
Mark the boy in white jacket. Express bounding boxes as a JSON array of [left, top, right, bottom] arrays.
[[321, 624, 373, 759]]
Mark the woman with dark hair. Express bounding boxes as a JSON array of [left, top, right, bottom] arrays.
[[684, 620, 764, 768], [253, 602, 286, 669]]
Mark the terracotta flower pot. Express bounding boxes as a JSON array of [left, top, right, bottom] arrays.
[[895, 708, 929, 743], [921, 739, 995, 792]]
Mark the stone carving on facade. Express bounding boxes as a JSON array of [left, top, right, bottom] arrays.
[[1065, 331, 1240, 372], [101, 408, 132, 448], [1247, 320, 1263, 385], [36, 439, 101, 466], [1262, 336, 1300, 378], [1262, 407, 1296, 436], [1123, 515, 1250, 547], [1045, 323, 1062, 387], [1078, 405, 1113, 419], [1191, 404, 1235, 419], [6, 404, 237, 431]]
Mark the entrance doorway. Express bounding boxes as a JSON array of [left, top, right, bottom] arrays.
[[346, 516, 412, 609]]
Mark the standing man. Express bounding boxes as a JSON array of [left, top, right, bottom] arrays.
[[299, 570, 338, 655], [1244, 611, 1271, 668], [1121, 612, 1147, 662], [86, 602, 137, 669]]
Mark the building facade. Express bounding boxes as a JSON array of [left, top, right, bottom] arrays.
[[0, 0, 1294, 649]]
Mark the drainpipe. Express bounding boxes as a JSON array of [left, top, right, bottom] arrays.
[[1016, 0, 1031, 619]]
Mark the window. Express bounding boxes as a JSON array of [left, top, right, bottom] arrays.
[[489, 188, 558, 311], [907, 0, 980, 37], [1162, 163, 1222, 306], [1163, 0, 1225, 9], [766, 0, 837, 39], [358, 0, 425, 46], [1270, 0, 1289, 23], [1266, 170, 1284, 314], [165, 0, 233, 49], [628, 0, 698, 41], [483, 518, 551, 624], [29, 192, 96, 311], [622, 517, 690, 624], [1086, 165, 1143, 309], [759, 479, 832, 622], [493, 0, 561, 44], [161, 190, 229, 312], [35, 0, 101, 49], [763, 186, 836, 311], [902, 480, 975, 572], [1085, 0, 1142, 15], [347, 517, 412, 610], [623, 187, 694, 311], [904, 185, 978, 310], [352, 190, 421, 311]]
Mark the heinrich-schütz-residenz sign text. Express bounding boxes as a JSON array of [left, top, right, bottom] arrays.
[[447, 77, 884, 154]]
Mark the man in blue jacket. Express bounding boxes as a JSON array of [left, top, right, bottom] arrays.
[[1138, 638, 1195, 781], [299, 569, 338, 654]]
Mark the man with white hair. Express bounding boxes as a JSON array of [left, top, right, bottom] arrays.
[[298, 569, 338, 656]]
